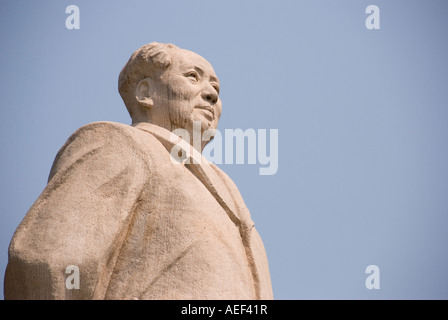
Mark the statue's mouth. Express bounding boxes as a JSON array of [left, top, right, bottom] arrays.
[[195, 105, 214, 120]]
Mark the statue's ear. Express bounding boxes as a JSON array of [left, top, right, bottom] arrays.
[[135, 78, 154, 109]]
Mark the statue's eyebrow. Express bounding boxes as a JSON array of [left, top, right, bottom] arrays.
[[210, 74, 219, 85]]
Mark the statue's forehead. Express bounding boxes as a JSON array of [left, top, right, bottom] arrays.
[[172, 49, 218, 79]]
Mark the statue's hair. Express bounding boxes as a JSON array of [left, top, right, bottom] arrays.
[[118, 42, 179, 119]]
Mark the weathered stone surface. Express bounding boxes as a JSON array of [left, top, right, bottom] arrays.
[[4, 42, 273, 300]]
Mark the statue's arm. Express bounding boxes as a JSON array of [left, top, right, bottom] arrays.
[[4, 122, 148, 299]]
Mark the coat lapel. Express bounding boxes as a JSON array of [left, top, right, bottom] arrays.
[[134, 122, 260, 299]]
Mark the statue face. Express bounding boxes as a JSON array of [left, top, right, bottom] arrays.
[[152, 49, 222, 134]]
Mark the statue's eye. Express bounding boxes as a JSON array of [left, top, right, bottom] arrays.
[[211, 83, 220, 94], [186, 71, 199, 81]]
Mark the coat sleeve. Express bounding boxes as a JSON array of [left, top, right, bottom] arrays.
[[4, 122, 149, 300]]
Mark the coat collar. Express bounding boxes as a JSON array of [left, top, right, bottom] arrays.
[[132, 122, 254, 232]]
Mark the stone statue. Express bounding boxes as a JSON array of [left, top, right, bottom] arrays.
[[4, 42, 273, 300]]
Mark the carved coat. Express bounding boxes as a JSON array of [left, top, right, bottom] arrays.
[[5, 121, 273, 300]]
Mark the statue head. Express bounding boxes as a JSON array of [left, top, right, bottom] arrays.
[[118, 42, 222, 149]]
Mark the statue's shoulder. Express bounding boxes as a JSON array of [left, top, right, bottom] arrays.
[[54, 120, 165, 159], [49, 121, 157, 179], [71, 121, 136, 139], [64, 121, 160, 148]]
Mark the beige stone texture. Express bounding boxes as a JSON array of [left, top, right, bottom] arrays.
[[4, 42, 273, 300]]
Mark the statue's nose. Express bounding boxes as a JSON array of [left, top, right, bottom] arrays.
[[201, 85, 218, 104]]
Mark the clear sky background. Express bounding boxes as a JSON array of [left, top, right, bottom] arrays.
[[1, 0, 448, 299]]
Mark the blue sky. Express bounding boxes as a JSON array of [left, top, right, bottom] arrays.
[[1, 0, 448, 299]]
